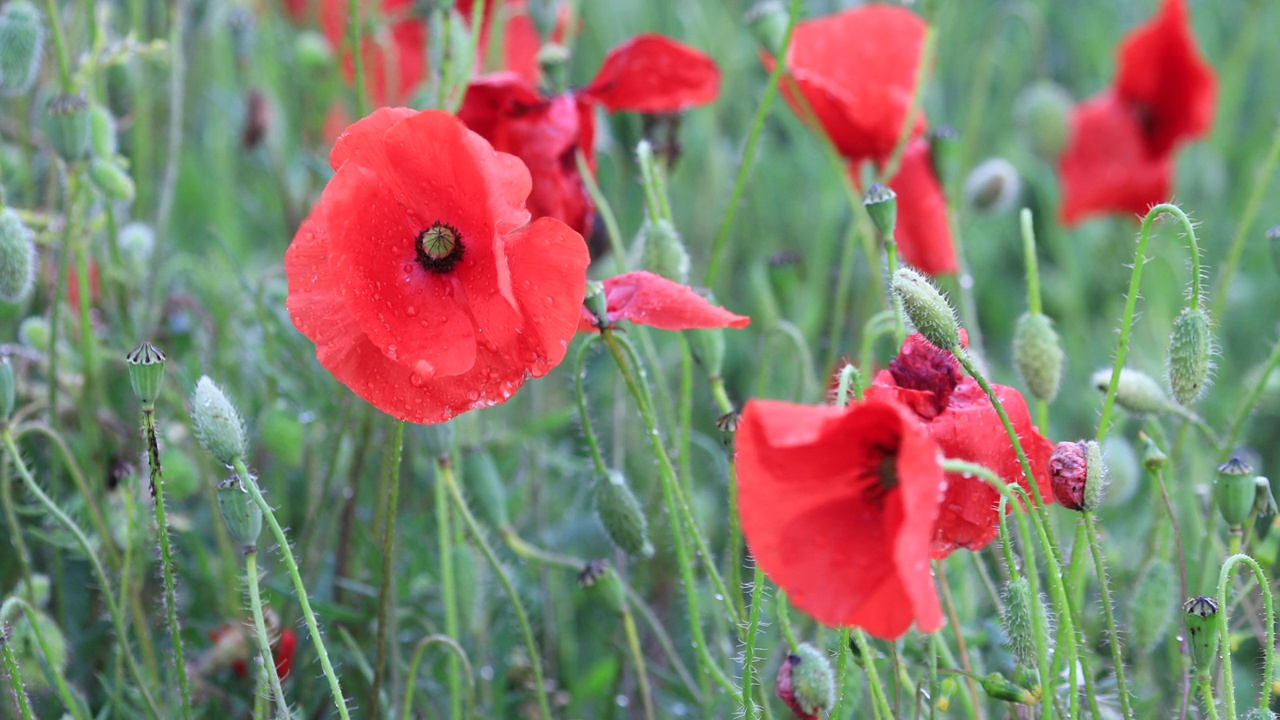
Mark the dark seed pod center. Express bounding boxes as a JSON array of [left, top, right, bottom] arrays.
[[415, 221, 464, 274]]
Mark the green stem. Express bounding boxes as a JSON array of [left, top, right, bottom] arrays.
[[884, 231, 907, 346], [576, 150, 628, 266], [1212, 119, 1280, 321], [853, 629, 896, 720], [1, 628, 33, 720], [434, 455, 463, 720], [370, 419, 405, 719], [775, 591, 797, 651], [0, 598, 85, 720], [39, 0, 73, 92], [0, 457, 34, 604], [1223, 332, 1280, 452], [1083, 512, 1134, 719], [573, 336, 609, 475], [1199, 677, 1222, 720], [347, 0, 368, 117], [741, 563, 766, 720], [1020, 209, 1043, 316], [448, 0, 485, 113], [622, 607, 655, 720], [1216, 553, 1276, 717], [245, 550, 288, 717], [402, 635, 474, 720]]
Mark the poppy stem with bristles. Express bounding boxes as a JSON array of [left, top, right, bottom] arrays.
[[244, 549, 288, 716], [1216, 554, 1276, 717]]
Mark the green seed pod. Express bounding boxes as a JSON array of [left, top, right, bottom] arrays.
[[1254, 475, 1278, 518], [978, 672, 1039, 705], [863, 183, 898, 239], [5, 607, 67, 691], [744, 1, 787, 56], [125, 341, 166, 407], [0, 0, 43, 97], [43, 93, 92, 162], [0, 356, 14, 421], [578, 559, 626, 614], [1183, 596, 1221, 677], [88, 104, 117, 157], [1215, 457, 1257, 530], [593, 469, 653, 558], [1130, 560, 1177, 656], [1091, 367, 1170, 415], [0, 207, 36, 303], [1001, 577, 1053, 667], [963, 158, 1021, 214], [216, 476, 263, 551], [583, 280, 608, 328], [89, 157, 136, 202], [892, 266, 960, 351], [190, 376, 247, 465], [10, 573, 50, 608], [1012, 311, 1063, 402], [776, 643, 836, 719], [1014, 80, 1073, 160], [460, 449, 509, 528], [1139, 432, 1168, 473], [1167, 307, 1213, 405]]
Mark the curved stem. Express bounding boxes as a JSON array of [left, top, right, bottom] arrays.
[[853, 629, 896, 720], [1083, 513, 1134, 719], [402, 635, 474, 720], [370, 419, 404, 719], [573, 336, 609, 475], [1216, 553, 1276, 716], [245, 550, 288, 717]]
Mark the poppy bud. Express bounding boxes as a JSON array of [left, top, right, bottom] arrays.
[[0, 356, 13, 421], [1014, 80, 1072, 160], [1049, 440, 1106, 512], [191, 376, 248, 465], [745, 1, 787, 57], [1091, 367, 1170, 415], [593, 470, 654, 558], [1002, 577, 1053, 667], [637, 218, 690, 284], [43, 93, 92, 161], [259, 407, 304, 469], [0, 0, 43, 97], [294, 30, 333, 72], [1215, 457, 1257, 530], [863, 183, 898, 239], [1167, 307, 1214, 405], [891, 267, 960, 351], [1139, 432, 1168, 472], [1183, 596, 1221, 678], [1254, 476, 1277, 519], [978, 672, 1039, 705], [1245, 711, 1279, 720], [420, 422, 455, 460], [1012, 312, 1063, 402], [527, 0, 558, 38], [1130, 560, 1176, 656], [0, 207, 36, 303], [583, 280, 609, 328], [934, 676, 958, 712], [89, 104, 117, 157], [578, 559, 626, 614], [927, 127, 960, 191], [963, 158, 1021, 214], [217, 475, 263, 551], [125, 341, 166, 408], [90, 158, 136, 202], [776, 643, 835, 720], [460, 449, 509, 528]]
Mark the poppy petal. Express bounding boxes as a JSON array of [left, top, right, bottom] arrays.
[[581, 34, 720, 114], [503, 217, 591, 372], [884, 139, 956, 276], [329, 106, 417, 172], [585, 271, 751, 332], [1059, 92, 1172, 225]]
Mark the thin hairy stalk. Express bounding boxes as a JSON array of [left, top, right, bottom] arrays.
[[741, 562, 767, 720], [0, 599, 84, 720], [1, 628, 33, 720], [853, 629, 896, 720], [831, 628, 852, 720], [622, 607, 655, 720], [1198, 677, 1222, 720], [434, 455, 463, 720], [39, 0, 73, 91], [576, 150, 627, 264], [1223, 331, 1280, 452], [1083, 513, 1133, 719], [726, 461, 747, 625], [1212, 119, 1280, 320], [403, 635, 474, 720], [369, 419, 405, 719], [244, 550, 288, 717], [1216, 554, 1276, 716], [0, 459, 33, 602], [775, 591, 797, 651]]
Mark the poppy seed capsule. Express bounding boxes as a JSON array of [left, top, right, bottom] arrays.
[[863, 183, 898, 239], [1130, 560, 1177, 656], [1001, 577, 1053, 667], [1091, 367, 1169, 415], [125, 341, 166, 407], [217, 476, 263, 551], [638, 218, 690, 284], [191, 376, 248, 465], [1014, 80, 1072, 160], [1012, 312, 1063, 402], [1139, 432, 1168, 472], [0, 207, 36, 303], [578, 559, 626, 614], [1182, 596, 1221, 677], [1049, 440, 1106, 512], [583, 281, 609, 328], [460, 449, 509, 528], [1167, 307, 1214, 405], [891, 267, 960, 351], [593, 470, 654, 558], [43, 93, 92, 161], [1214, 457, 1256, 530], [0, 0, 43, 97], [776, 644, 835, 720], [963, 158, 1022, 215]]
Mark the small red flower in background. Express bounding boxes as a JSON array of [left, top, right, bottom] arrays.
[[285, 108, 589, 424], [206, 623, 297, 680], [865, 333, 1055, 558], [320, 0, 426, 107], [66, 262, 101, 310], [457, 0, 571, 85], [736, 397, 945, 639], [579, 271, 750, 332], [885, 139, 956, 276], [1058, 0, 1215, 225], [457, 34, 720, 237]]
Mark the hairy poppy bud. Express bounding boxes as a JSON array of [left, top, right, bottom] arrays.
[[584, 281, 608, 328], [89, 158, 136, 202], [1167, 307, 1214, 405], [126, 341, 166, 407], [43, 93, 92, 161], [1139, 432, 1168, 472], [89, 104, 117, 157], [0, 356, 13, 421], [963, 158, 1021, 214], [1131, 560, 1177, 656], [294, 30, 333, 72], [594, 470, 653, 558], [18, 316, 48, 350], [776, 644, 835, 720], [745, 1, 787, 57], [1092, 367, 1169, 415], [191, 376, 248, 465], [1183, 596, 1221, 678], [0, 207, 36, 303], [1254, 476, 1277, 519], [1002, 577, 1053, 667], [927, 127, 960, 190], [578, 559, 626, 614], [1014, 80, 1072, 160], [1049, 440, 1106, 512], [863, 183, 898, 239], [460, 449, 509, 528], [979, 672, 1039, 705], [892, 267, 960, 350], [0, 0, 43, 97], [1243, 709, 1279, 720], [217, 475, 263, 552], [1012, 312, 1063, 402], [637, 218, 690, 284], [1215, 457, 1256, 530]]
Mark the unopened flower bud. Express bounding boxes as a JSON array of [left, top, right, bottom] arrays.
[[776, 644, 835, 720], [1049, 440, 1106, 512], [217, 475, 263, 551], [43, 93, 92, 161], [584, 281, 609, 328], [863, 183, 898, 239], [460, 449, 509, 528], [963, 158, 1021, 214], [1014, 80, 1072, 160], [1167, 307, 1214, 405], [89, 157, 136, 202], [294, 30, 333, 71], [1013, 312, 1063, 402], [1002, 577, 1053, 667], [89, 104, 117, 157], [1139, 432, 1168, 472], [1215, 457, 1257, 530], [0, 0, 43, 97], [577, 559, 626, 614], [638, 218, 690, 284], [1183, 596, 1221, 677], [745, 1, 787, 56], [1092, 367, 1169, 415], [1243, 709, 1279, 720], [927, 127, 960, 191], [126, 341, 166, 407], [0, 356, 14, 421], [1254, 476, 1277, 519], [935, 676, 958, 712], [1131, 560, 1177, 656], [0, 207, 36, 303], [892, 267, 960, 350], [420, 421, 455, 460], [191, 376, 248, 465], [978, 672, 1039, 705], [594, 469, 653, 558]]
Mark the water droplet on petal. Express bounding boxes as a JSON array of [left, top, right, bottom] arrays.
[[405, 306, 418, 317], [409, 359, 435, 387]]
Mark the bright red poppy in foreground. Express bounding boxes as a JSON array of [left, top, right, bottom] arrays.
[[285, 108, 589, 424], [458, 34, 720, 236], [865, 333, 1055, 557], [579, 271, 750, 332], [736, 397, 945, 639], [1059, 0, 1215, 224]]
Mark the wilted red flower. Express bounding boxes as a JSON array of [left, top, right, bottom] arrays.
[[864, 333, 1055, 558], [1058, 0, 1215, 224], [206, 623, 297, 680], [736, 397, 945, 639], [885, 139, 956, 276], [579, 271, 750, 332], [285, 108, 590, 424], [320, 0, 426, 107], [458, 34, 720, 236]]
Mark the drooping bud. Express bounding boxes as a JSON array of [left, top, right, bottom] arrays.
[[0, 356, 14, 421], [978, 672, 1039, 705], [43, 93, 92, 162], [460, 449, 509, 528], [1091, 367, 1170, 415], [1012, 312, 1063, 402], [1001, 577, 1053, 667], [934, 676, 958, 712], [1167, 307, 1213, 405], [190, 376, 248, 465], [745, 1, 787, 57], [1254, 476, 1278, 519], [892, 267, 960, 351], [0, 0, 43, 97], [1183, 596, 1221, 677], [89, 158, 136, 202], [963, 158, 1021, 214], [577, 559, 626, 614], [637, 218, 690, 284], [88, 104, 117, 157], [776, 644, 835, 720], [593, 470, 653, 558], [583, 280, 609, 328], [1014, 80, 1072, 160], [1048, 440, 1106, 512], [1215, 457, 1257, 530], [259, 407, 304, 469], [0, 207, 36, 303], [1139, 432, 1168, 472], [216, 475, 263, 551], [927, 127, 960, 191], [125, 341, 166, 407], [1130, 560, 1177, 656], [863, 183, 898, 239]]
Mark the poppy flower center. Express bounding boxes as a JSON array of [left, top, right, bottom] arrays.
[[877, 453, 899, 491], [888, 342, 961, 417], [416, 221, 465, 274]]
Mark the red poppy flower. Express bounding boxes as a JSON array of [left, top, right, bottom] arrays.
[[207, 623, 297, 679], [579, 271, 750, 332], [884, 139, 955, 276], [864, 333, 1055, 558], [458, 34, 720, 235], [321, 0, 426, 107], [736, 397, 945, 639], [285, 108, 590, 424]]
